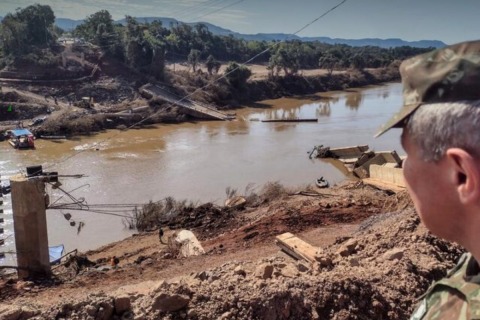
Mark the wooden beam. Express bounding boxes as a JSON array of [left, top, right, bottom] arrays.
[[275, 232, 320, 263]]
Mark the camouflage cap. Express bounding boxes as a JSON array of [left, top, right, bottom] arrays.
[[375, 40, 480, 137]]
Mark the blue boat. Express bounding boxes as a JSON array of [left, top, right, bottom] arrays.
[[6, 129, 36, 149]]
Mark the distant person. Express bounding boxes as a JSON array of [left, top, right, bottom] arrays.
[[44, 94, 48, 102], [159, 227, 165, 245], [110, 256, 119, 267], [374, 40, 480, 319]]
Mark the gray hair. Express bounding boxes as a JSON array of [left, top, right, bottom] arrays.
[[406, 100, 480, 162]]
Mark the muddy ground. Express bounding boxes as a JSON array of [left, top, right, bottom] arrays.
[[0, 182, 463, 320]]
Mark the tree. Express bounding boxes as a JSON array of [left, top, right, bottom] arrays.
[[188, 49, 201, 72], [206, 55, 221, 75], [74, 10, 114, 45], [0, 4, 56, 54], [225, 61, 251, 88], [319, 54, 339, 75], [351, 53, 366, 70]]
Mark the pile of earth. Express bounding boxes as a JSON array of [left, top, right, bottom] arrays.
[[2, 208, 463, 320]]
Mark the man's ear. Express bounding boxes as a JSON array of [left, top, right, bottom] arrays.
[[445, 148, 480, 204]]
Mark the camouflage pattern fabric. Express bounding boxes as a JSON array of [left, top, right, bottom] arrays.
[[410, 253, 480, 319], [375, 40, 480, 137]]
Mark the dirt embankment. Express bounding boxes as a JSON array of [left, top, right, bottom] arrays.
[[0, 182, 463, 320]]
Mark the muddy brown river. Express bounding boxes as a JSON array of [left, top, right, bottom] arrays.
[[0, 83, 404, 265]]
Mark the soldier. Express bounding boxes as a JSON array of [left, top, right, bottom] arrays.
[[375, 40, 480, 319]]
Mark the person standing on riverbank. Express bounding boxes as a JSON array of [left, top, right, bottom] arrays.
[[375, 40, 480, 319]]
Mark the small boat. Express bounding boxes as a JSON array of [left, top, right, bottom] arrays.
[[7, 129, 36, 150], [40, 135, 67, 140], [316, 177, 329, 188]]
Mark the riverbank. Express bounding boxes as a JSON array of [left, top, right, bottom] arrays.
[[0, 67, 399, 137], [0, 181, 462, 319]]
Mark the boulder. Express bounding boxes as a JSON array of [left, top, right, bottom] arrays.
[[152, 293, 190, 312], [175, 230, 205, 258]]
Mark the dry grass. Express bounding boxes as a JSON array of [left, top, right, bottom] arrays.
[[133, 198, 197, 231]]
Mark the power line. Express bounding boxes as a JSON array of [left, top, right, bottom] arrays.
[[169, 0, 224, 19], [178, 0, 232, 21], [188, 0, 245, 22], [35, 0, 350, 174]]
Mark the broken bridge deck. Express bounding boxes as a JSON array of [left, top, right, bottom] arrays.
[[140, 84, 235, 121]]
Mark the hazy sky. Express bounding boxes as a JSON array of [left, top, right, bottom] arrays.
[[0, 0, 478, 44]]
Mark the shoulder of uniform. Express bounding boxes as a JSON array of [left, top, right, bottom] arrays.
[[445, 253, 471, 278]]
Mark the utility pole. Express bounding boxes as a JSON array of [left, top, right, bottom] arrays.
[[0, 173, 4, 258], [10, 169, 51, 279]]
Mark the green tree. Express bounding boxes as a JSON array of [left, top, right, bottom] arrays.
[[319, 54, 339, 75], [0, 4, 56, 54], [74, 10, 114, 45], [225, 61, 251, 88], [188, 49, 201, 72], [206, 54, 221, 75]]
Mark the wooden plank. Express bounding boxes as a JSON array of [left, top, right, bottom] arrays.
[[328, 145, 369, 158], [275, 232, 319, 263], [363, 178, 406, 193]]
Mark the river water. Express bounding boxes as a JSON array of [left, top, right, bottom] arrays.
[[0, 82, 404, 265]]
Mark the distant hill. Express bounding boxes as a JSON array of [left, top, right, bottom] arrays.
[[55, 18, 84, 30], [52, 16, 446, 49]]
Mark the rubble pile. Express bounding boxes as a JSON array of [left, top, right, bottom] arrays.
[[161, 203, 240, 240], [5, 209, 462, 320]]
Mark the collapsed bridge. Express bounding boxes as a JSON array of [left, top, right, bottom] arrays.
[[140, 84, 235, 121]]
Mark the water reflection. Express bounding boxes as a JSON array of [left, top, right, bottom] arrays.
[[316, 102, 332, 117], [345, 91, 363, 110]]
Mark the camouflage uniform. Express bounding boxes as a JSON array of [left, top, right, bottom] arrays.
[[410, 253, 480, 319], [374, 40, 480, 318]]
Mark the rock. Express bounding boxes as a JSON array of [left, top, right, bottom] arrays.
[[336, 239, 358, 257], [317, 257, 333, 267], [187, 309, 198, 318], [175, 230, 205, 257], [297, 262, 310, 273], [280, 264, 298, 278], [383, 248, 405, 261], [0, 305, 23, 320], [349, 258, 360, 267], [195, 271, 209, 281], [336, 246, 350, 257], [344, 239, 358, 252], [255, 264, 274, 279], [233, 266, 246, 277], [96, 301, 114, 320], [115, 295, 131, 314], [20, 307, 39, 319], [86, 305, 97, 316], [152, 293, 190, 312]]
